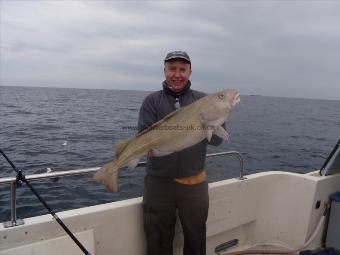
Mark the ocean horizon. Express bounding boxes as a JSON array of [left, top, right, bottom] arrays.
[[2, 85, 339, 101]]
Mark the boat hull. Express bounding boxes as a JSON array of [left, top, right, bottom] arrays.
[[1, 170, 340, 255]]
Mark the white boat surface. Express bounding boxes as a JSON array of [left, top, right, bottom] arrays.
[[1, 167, 340, 255]]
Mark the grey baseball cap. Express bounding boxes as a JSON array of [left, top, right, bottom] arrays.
[[164, 51, 191, 64]]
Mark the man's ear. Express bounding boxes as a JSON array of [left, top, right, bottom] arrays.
[[188, 69, 192, 78]]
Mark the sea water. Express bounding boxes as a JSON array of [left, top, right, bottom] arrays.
[[0, 86, 339, 222]]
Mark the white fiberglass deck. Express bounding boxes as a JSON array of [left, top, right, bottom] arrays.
[[1, 170, 340, 255]]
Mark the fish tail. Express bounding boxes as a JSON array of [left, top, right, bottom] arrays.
[[94, 161, 119, 192]]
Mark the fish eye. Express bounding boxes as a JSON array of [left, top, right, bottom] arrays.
[[218, 93, 225, 99]]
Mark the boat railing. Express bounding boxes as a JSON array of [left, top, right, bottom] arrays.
[[0, 151, 244, 228]]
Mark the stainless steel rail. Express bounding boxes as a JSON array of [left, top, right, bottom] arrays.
[[0, 151, 244, 227]]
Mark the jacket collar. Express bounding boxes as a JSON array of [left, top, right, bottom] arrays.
[[162, 80, 191, 97]]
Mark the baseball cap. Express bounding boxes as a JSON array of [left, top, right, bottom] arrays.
[[164, 51, 191, 64]]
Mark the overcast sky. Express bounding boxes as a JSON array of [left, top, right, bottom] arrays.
[[1, 1, 340, 100]]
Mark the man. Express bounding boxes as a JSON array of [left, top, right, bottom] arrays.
[[138, 51, 224, 255]]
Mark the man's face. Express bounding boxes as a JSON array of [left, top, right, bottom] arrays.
[[164, 59, 192, 94]]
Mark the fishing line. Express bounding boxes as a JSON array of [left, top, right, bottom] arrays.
[[0, 149, 92, 255]]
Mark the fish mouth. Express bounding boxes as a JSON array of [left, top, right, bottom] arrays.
[[232, 92, 241, 106]]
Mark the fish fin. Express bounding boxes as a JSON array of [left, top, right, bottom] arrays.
[[127, 157, 140, 169], [136, 108, 182, 137], [200, 110, 212, 142], [94, 161, 119, 192], [206, 129, 213, 142], [115, 139, 131, 158], [213, 126, 229, 141]]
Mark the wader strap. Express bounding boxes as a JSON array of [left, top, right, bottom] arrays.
[[174, 170, 206, 185]]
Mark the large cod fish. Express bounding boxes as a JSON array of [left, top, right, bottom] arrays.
[[94, 89, 240, 192]]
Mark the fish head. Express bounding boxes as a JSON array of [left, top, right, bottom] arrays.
[[215, 89, 240, 108], [200, 89, 240, 125], [210, 89, 240, 114]]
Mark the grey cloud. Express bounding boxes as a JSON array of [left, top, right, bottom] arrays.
[[1, 1, 340, 99]]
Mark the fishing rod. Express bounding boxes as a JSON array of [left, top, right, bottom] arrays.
[[0, 149, 92, 255]]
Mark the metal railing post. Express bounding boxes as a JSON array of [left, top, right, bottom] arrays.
[[3, 181, 24, 228], [206, 151, 246, 180], [10, 181, 16, 224]]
